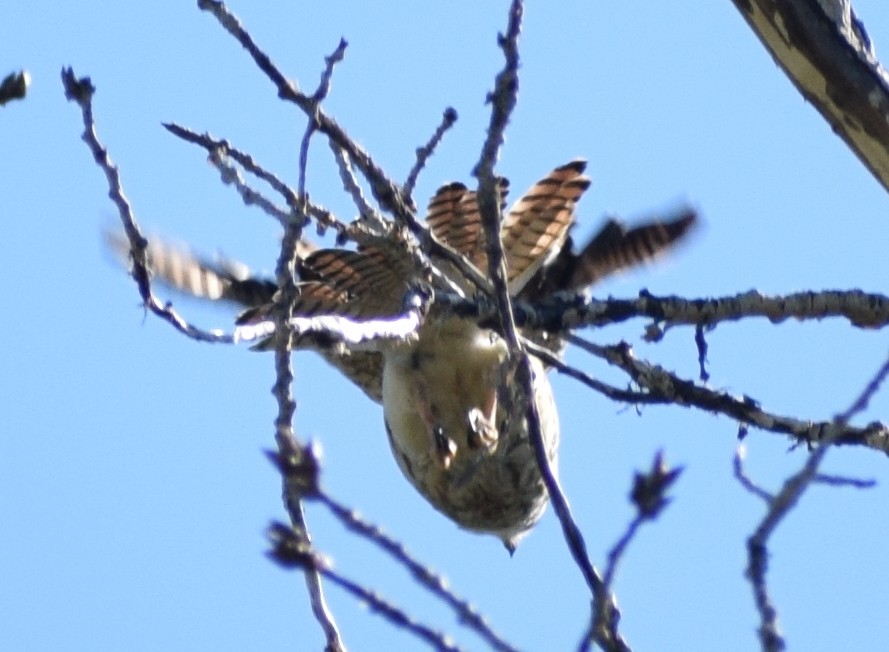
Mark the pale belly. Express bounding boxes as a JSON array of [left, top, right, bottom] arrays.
[[381, 318, 559, 551]]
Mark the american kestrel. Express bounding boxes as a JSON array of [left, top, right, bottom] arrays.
[[110, 160, 695, 552]]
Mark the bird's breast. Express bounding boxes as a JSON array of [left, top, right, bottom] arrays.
[[381, 317, 559, 549]]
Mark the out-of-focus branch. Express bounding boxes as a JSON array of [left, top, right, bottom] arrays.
[[737, 351, 889, 651], [730, 0, 889, 194], [268, 523, 462, 652], [0, 70, 29, 106], [265, 40, 359, 650], [269, 443, 517, 651], [317, 494, 519, 652], [581, 452, 682, 652], [273, 435, 345, 652]]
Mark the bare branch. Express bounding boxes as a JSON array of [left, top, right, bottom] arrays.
[[316, 494, 519, 652], [198, 0, 413, 218], [694, 324, 710, 381], [273, 437, 345, 651], [469, 6, 629, 647], [524, 339, 659, 404], [198, 0, 500, 301], [314, 38, 348, 102], [837, 347, 889, 421], [733, 447, 775, 504], [270, 444, 515, 649], [214, 145, 295, 224], [264, 42, 356, 650], [742, 352, 889, 651], [62, 68, 236, 345], [268, 523, 459, 652], [404, 107, 459, 203], [559, 288, 889, 332], [440, 288, 889, 337], [269, 209, 347, 649], [321, 567, 464, 652], [300, 39, 349, 198], [330, 144, 382, 225], [582, 453, 681, 651], [812, 473, 877, 488], [163, 122, 351, 238], [571, 335, 889, 454]]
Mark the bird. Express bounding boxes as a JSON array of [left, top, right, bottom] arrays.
[[107, 159, 695, 552]]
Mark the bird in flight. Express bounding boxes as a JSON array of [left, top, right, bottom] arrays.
[[109, 160, 695, 552]]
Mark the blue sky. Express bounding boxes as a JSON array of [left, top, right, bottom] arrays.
[[3, 2, 889, 650]]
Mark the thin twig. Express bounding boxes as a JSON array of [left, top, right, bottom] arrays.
[[570, 335, 889, 454], [198, 0, 495, 298], [404, 107, 459, 203], [268, 523, 460, 652], [583, 453, 679, 652], [812, 473, 877, 489], [62, 68, 235, 345], [523, 339, 662, 404], [317, 493, 519, 652], [743, 352, 889, 651], [436, 287, 889, 334], [330, 144, 380, 224], [322, 568, 464, 652], [210, 145, 293, 224], [198, 0, 413, 218], [300, 39, 349, 199], [733, 447, 774, 504], [163, 122, 350, 239], [471, 2, 626, 649]]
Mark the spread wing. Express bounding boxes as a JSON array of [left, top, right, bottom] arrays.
[[106, 232, 388, 403], [104, 230, 280, 307], [233, 247, 409, 403], [297, 247, 409, 318]]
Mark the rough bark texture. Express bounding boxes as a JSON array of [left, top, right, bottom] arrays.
[[731, 0, 889, 193]]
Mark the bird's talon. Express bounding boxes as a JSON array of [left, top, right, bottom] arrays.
[[433, 426, 457, 469], [467, 407, 499, 451]]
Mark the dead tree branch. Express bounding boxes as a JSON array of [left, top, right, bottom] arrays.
[[571, 335, 889, 454], [738, 351, 889, 651], [62, 68, 234, 345]]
